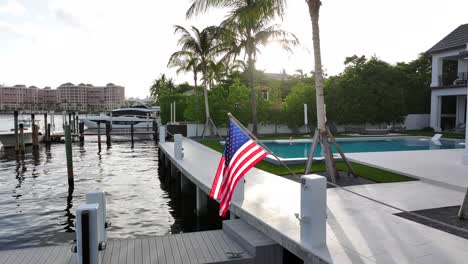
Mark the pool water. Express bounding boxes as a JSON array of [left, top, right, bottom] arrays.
[[263, 138, 465, 159]]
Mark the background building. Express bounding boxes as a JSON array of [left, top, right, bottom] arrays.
[[0, 83, 125, 112]]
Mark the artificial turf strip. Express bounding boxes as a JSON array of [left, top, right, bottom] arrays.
[[198, 140, 416, 183]]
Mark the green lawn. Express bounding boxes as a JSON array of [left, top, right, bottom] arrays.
[[403, 129, 465, 139], [199, 140, 416, 183]]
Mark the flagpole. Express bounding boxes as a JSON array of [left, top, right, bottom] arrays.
[[227, 113, 299, 178]]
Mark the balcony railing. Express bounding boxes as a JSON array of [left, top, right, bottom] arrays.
[[438, 72, 468, 87]]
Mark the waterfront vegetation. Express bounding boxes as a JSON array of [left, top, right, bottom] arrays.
[[152, 55, 432, 131], [199, 140, 416, 183]]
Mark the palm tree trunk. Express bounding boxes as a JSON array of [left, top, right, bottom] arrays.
[[202, 68, 215, 136], [308, 0, 338, 182], [248, 52, 258, 135]]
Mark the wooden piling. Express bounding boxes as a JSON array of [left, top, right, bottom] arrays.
[[43, 113, 48, 143], [105, 121, 111, 147], [79, 122, 85, 143], [64, 125, 74, 187], [19, 123, 25, 152], [153, 120, 158, 141], [68, 112, 72, 127], [131, 121, 134, 148], [97, 121, 102, 152], [71, 113, 75, 134], [14, 111, 19, 151], [47, 124, 51, 143], [33, 124, 39, 147]]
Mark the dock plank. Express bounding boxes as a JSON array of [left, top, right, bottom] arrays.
[[118, 239, 129, 264], [141, 238, 151, 264], [155, 236, 166, 264], [102, 238, 115, 264], [192, 232, 214, 262], [162, 236, 174, 264], [148, 236, 158, 264], [110, 240, 121, 264], [35, 245, 54, 264], [174, 234, 190, 264], [168, 235, 182, 264], [51, 246, 73, 264], [180, 233, 198, 264], [186, 232, 205, 263], [201, 231, 225, 262], [134, 239, 142, 264], [127, 239, 135, 264]]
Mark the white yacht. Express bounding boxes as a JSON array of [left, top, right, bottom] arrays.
[[0, 119, 34, 149], [81, 106, 160, 129]]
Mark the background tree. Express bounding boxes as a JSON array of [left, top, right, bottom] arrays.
[[150, 74, 176, 104], [167, 52, 200, 91], [169, 25, 225, 135], [186, 0, 297, 135]]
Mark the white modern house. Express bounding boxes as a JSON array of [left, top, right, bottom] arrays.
[[428, 24, 468, 133]]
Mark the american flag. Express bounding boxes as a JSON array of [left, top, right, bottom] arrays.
[[210, 119, 268, 217]]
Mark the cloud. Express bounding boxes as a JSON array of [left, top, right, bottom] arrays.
[[0, 21, 32, 39], [53, 8, 86, 29], [0, 0, 27, 16]]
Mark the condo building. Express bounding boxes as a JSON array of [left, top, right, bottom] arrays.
[[0, 83, 125, 112]]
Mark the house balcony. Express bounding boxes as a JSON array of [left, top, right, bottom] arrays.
[[436, 72, 468, 88]]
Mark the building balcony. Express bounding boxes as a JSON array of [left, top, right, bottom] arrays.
[[436, 72, 468, 88]]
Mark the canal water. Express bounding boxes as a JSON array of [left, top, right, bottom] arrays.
[[0, 115, 221, 250]]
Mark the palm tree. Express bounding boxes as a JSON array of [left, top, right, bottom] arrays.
[[168, 51, 200, 91], [150, 74, 176, 104], [169, 25, 225, 136], [186, 0, 338, 180], [188, 0, 297, 136]]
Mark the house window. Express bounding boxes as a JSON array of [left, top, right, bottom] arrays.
[[262, 91, 269, 101]]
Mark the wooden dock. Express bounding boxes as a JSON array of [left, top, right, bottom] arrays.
[[0, 230, 253, 264]]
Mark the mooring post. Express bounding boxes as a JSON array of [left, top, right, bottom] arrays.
[[105, 121, 111, 147], [43, 113, 48, 143], [33, 124, 39, 147], [14, 111, 19, 152], [130, 121, 134, 148], [47, 123, 51, 142], [299, 174, 326, 249], [79, 122, 85, 143], [97, 121, 102, 152], [19, 123, 25, 152], [174, 134, 183, 160], [68, 112, 72, 128], [65, 125, 74, 187], [159, 126, 166, 143], [153, 120, 158, 142]]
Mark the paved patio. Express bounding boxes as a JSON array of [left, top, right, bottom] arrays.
[[160, 139, 468, 263], [347, 149, 468, 191]]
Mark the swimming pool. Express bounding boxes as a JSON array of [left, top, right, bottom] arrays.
[[263, 137, 465, 159]]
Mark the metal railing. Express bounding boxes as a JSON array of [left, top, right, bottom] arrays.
[[438, 72, 468, 87]]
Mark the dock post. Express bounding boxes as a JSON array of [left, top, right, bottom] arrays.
[[159, 126, 166, 143], [75, 204, 100, 264], [65, 125, 74, 187], [105, 121, 111, 147], [300, 175, 326, 249], [196, 187, 208, 216], [33, 124, 39, 148], [19, 123, 25, 152], [97, 122, 102, 152], [14, 110, 19, 151], [47, 124, 51, 143], [79, 122, 85, 143], [68, 112, 72, 128], [174, 134, 183, 160], [43, 113, 49, 143], [130, 121, 134, 148], [153, 120, 158, 141]]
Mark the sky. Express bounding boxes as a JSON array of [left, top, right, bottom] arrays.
[[1, 0, 467, 98]]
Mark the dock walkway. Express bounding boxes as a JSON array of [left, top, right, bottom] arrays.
[[159, 138, 468, 263], [0, 230, 253, 264]]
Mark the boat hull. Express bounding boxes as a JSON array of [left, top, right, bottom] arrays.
[[0, 132, 33, 148]]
